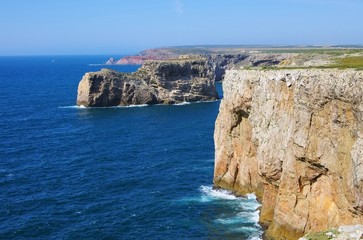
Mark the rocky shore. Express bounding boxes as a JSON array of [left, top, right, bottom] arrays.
[[86, 51, 305, 108], [106, 52, 295, 82], [214, 69, 363, 239], [77, 58, 219, 107], [78, 46, 363, 238]]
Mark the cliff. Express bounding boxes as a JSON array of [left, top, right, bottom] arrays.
[[116, 56, 145, 65], [108, 52, 293, 82], [77, 58, 218, 107], [209, 53, 292, 81], [214, 69, 363, 239]]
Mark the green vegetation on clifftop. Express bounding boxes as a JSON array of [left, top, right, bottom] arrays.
[[303, 229, 339, 240], [333, 56, 363, 70]]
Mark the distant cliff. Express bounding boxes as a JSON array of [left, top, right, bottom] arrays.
[[107, 52, 292, 82], [77, 58, 218, 107], [208, 53, 290, 81], [106, 56, 159, 65], [214, 69, 363, 239]]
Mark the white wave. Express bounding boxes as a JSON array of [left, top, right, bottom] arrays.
[[199, 186, 262, 237], [58, 104, 148, 109], [121, 104, 149, 108], [175, 99, 220, 105], [215, 216, 247, 225], [246, 193, 257, 200], [58, 105, 87, 109], [59, 100, 217, 109], [195, 99, 220, 103], [215, 210, 261, 226], [248, 237, 263, 240], [200, 185, 237, 200], [240, 210, 260, 225], [239, 200, 261, 211], [154, 99, 220, 107], [174, 102, 191, 106], [178, 185, 263, 237], [232, 226, 262, 233], [177, 186, 237, 203]]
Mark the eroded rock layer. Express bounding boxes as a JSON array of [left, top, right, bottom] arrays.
[[77, 58, 219, 107], [214, 69, 363, 239]]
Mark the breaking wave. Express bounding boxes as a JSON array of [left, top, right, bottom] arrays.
[[58, 104, 149, 109], [178, 185, 263, 239]]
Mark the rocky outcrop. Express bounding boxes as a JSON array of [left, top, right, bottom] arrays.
[[208, 54, 248, 81], [77, 58, 218, 107], [209, 53, 292, 81], [107, 52, 292, 81], [105, 57, 116, 65], [115, 56, 155, 65], [214, 69, 363, 239], [300, 225, 363, 240]]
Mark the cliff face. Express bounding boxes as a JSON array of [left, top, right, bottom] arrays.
[[214, 69, 363, 239], [107, 52, 292, 82], [77, 58, 218, 107], [209, 53, 291, 81]]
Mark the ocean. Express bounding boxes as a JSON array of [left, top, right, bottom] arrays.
[[0, 56, 262, 239]]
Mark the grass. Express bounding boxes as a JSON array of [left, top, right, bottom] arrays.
[[332, 56, 363, 70], [261, 48, 363, 55], [304, 229, 339, 240], [240, 56, 363, 71]]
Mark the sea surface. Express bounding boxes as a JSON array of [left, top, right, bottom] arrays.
[[0, 56, 262, 239]]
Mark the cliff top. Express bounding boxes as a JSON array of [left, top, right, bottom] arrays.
[[211, 47, 363, 70], [241, 54, 363, 70], [139, 45, 363, 57], [144, 56, 206, 63], [109, 45, 363, 70]]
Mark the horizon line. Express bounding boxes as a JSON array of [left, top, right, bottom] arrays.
[[1, 44, 363, 57]]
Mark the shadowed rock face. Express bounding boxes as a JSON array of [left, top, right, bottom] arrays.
[[208, 53, 290, 81], [214, 69, 363, 239], [107, 53, 292, 81], [77, 58, 219, 107]]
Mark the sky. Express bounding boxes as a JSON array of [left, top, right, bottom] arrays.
[[0, 0, 362, 55]]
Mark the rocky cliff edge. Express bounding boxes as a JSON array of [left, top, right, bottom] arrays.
[[77, 58, 219, 107], [214, 69, 363, 239]]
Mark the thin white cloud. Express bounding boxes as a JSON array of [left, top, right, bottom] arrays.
[[175, 0, 184, 15]]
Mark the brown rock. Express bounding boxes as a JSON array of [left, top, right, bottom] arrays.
[[116, 56, 147, 65], [76, 58, 219, 107], [214, 69, 363, 239]]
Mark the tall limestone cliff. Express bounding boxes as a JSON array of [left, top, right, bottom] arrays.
[[77, 58, 218, 107], [214, 69, 363, 239]]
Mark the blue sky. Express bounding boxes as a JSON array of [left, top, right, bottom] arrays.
[[1, 0, 362, 55]]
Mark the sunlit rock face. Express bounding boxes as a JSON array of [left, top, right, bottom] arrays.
[[214, 69, 363, 239], [77, 58, 219, 107]]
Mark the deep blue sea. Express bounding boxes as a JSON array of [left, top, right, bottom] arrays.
[[0, 56, 262, 239]]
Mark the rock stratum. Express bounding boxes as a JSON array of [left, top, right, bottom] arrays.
[[77, 58, 219, 107], [107, 52, 294, 82], [214, 69, 363, 239]]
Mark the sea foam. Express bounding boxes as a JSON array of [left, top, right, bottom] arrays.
[[200, 185, 237, 200], [58, 104, 149, 109], [59, 100, 219, 109], [174, 102, 191, 106], [58, 105, 86, 109], [199, 185, 263, 239]]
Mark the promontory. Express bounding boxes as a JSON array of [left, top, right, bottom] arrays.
[[76, 58, 219, 107], [214, 68, 363, 239]]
